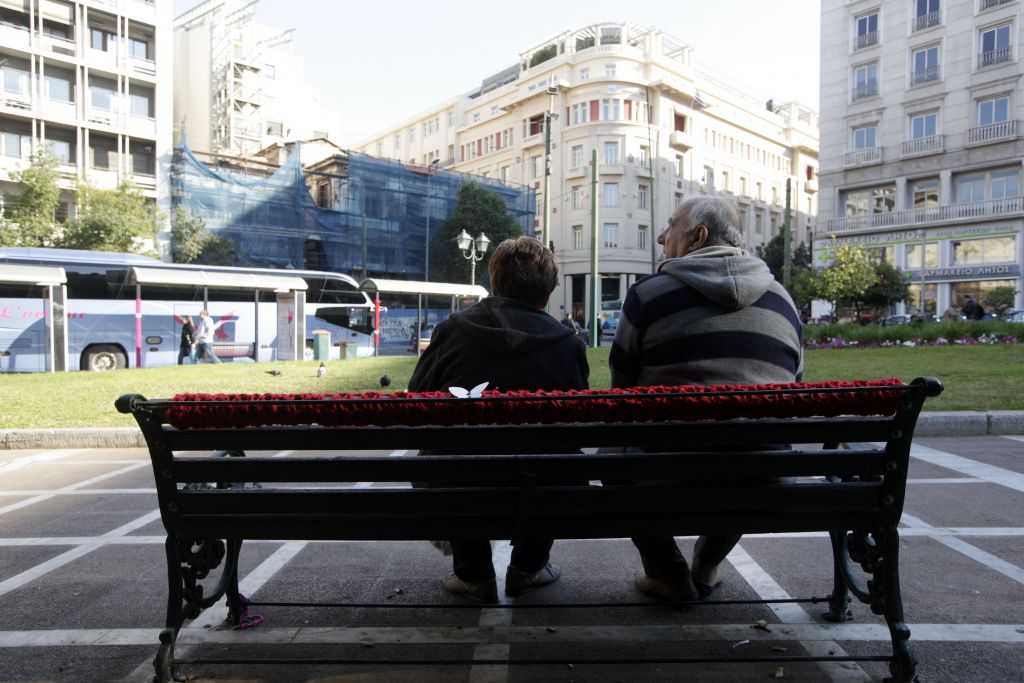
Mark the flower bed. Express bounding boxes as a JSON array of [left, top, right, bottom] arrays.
[[803, 320, 1023, 349]]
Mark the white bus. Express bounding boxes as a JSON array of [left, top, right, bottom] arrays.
[[0, 248, 375, 371]]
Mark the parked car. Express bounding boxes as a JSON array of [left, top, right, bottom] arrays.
[[1006, 310, 1024, 323], [881, 315, 910, 325], [602, 315, 619, 332]]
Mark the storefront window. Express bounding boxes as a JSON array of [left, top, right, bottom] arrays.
[[906, 283, 937, 315], [844, 186, 895, 216], [952, 236, 1016, 265], [866, 245, 895, 264], [951, 280, 1016, 311], [906, 242, 938, 268]]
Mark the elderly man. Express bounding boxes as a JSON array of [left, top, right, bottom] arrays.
[[409, 236, 589, 603], [610, 196, 803, 601]]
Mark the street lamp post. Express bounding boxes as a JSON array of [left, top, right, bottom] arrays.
[[456, 229, 490, 286], [424, 158, 440, 282]]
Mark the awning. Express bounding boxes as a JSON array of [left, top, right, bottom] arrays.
[[0, 264, 67, 286], [359, 278, 488, 298], [131, 267, 307, 292]]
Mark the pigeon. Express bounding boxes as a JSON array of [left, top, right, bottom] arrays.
[[317, 362, 327, 378], [380, 374, 391, 389], [265, 370, 282, 376]]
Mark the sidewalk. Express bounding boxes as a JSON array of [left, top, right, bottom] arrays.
[[2, 410, 1022, 449]]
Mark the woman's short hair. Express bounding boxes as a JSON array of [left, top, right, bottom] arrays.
[[488, 236, 558, 307]]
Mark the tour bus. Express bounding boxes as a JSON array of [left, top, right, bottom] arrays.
[[0, 248, 375, 371]]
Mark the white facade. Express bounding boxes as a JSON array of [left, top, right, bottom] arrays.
[[354, 23, 818, 321], [819, 0, 1024, 316], [0, 0, 172, 218], [173, 0, 330, 157]]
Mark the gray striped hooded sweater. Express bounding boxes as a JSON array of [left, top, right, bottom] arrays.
[[609, 246, 803, 389]]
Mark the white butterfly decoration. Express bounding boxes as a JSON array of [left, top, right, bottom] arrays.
[[448, 382, 489, 398]]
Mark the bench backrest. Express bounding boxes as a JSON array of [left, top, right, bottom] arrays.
[[117, 377, 942, 543]]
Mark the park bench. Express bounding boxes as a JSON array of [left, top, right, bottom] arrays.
[[116, 375, 943, 682]]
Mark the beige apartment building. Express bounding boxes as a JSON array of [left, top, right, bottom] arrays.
[[0, 0, 172, 222], [355, 22, 818, 321], [819, 0, 1023, 317]]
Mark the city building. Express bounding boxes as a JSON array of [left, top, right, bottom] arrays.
[[354, 22, 818, 321], [172, 0, 331, 159], [819, 0, 1023, 317], [0, 0, 172, 223]]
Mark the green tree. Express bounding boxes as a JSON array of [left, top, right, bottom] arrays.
[[982, 285, 1018, 315], [0, 151, 61, 247], [170, 205, 238, 265], [814, 241, 875, 321], [60, 181, 160, 253], [858, 259, 910, 315], [756, 233, 812, 283], [429, 182, 523, 285]]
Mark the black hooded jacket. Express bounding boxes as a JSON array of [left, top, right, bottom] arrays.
[[408, 297, 589, 394]]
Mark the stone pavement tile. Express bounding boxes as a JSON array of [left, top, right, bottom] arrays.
[[124, 516, 165, 536], [0, 492, 158, 537], [75, 467, 155, 490], [0, 645, 155, 683], [62, 447, 149, 463], [904, 483, 1024, 528], [0, 542, 278, 630], [0, 462, 129, 490], [0, 546, 73, 583], [906, 457, 974, 480], [961, 536, 1024, 574], [840, 640, 1024, 683], [0, 495, 30, 509], [916, 436, 1024, 475]]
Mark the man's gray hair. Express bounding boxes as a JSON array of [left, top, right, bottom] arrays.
[[685, 197, 744, 248]]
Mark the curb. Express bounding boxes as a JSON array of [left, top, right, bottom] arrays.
[[2, 412, 1023, 450]]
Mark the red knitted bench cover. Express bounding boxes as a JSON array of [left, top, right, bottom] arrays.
[[165, 378, 906, 430]]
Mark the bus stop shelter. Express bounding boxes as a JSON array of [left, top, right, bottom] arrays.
[[0, 264, 68, 372], [358, 279, 488, 356], [128, 267, 308, 367]]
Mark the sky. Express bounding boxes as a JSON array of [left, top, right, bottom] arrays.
[[173, 0, 821, 147]]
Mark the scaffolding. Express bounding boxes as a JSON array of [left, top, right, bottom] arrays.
[[170, 140, 535, 281]]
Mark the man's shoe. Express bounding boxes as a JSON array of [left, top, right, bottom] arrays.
[[505, 563, 561, 597], [691, 561, 723, 598], [633, 570, 699, 602], [442, 573, 498, 603]]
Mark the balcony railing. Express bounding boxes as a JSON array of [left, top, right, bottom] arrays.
[[901, 135, 943, 158], [843, 147, 882, 167], [966, 119, 1019, 145], [978, 47, 1011, 68], [981, 0, 1013, 10], [852, 82, 878, 100], [855, 31, 878, 49], [827, 196, 1024, 233], [911, 65, 939, 84], [913, 11, 941, 31]]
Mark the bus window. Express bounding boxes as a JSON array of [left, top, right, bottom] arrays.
[[307, 277, 367, 305]]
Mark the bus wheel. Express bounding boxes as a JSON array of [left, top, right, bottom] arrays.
[[83, 345, 127, 372]]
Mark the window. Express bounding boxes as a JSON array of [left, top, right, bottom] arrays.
[[264, 64, 276, 80], [394, 134, 401, 149], [1, 60, 29, 96], [266, 120, 283, 137], [979, 25, 1011, 67], [603, 182, 619, 207], [579, 67, 589, 81], [1, 127, 31, 159], [571, 103, 589, 125], [704, 165, 715, 191], [130, 140, 154, 175], [90, 27, 116, 52], [853, 124, 877, 149], [571, 185, 584, 209], [639, 145, 649, 165], [603, 141, 619, 165], [45, 138, 71, 164], [603, 222, 619, 248], [675, 154, 684, 176], [129, 85, 154, 118], [911, 45, 940, 83], [128, 37, 149, 60], [90, 78, 116, 111], [572, 225, 583, 249], [721, 171, 730, 192], [601, 27, 621, 44], [954, 167, 1020, 202], [571, 145, 583, 168], [756, 182, 763, 201], [527, 114, 544, 136], [956, 174, 986, 202], [910, 112, 937, 139], [912, 179, 939, 207], [740, 176, 748, 195], [45, 67, 73, 103], [605, 64, 616, 78], [853, 63, 878, 99], [907, 242, 939, 268], [531, 155, 542, 179], [316, 182, 330, 208], [913, 0, 940, 31], [601, 98, 621, 120], [408, 127, 416, 143], [952, 236, 1016, 265], [638, 184, 648, 209], [90, 135, 116, 170], [856, 11, 878, 48], [978, 95, 1009, 126], [638, 225, 648, 251], [755, 211, 764, 234], [844, 186, 896, 215], [447, 111, 455, 127], [376, 142, 383, 156], [992, 169, 1021, 199]]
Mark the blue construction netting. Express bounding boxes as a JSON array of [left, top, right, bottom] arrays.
[[171, 140, 536, 281]]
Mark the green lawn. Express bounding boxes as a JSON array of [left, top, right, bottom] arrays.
[[1, 344, 1020, 429]]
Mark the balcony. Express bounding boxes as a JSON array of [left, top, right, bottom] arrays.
[[967, 120, 1019, 146], [804, 178, 817, 194], [901, 135, 943, 158], [854, 31, 878, 50], [669, 129, 692, 151], [852, 82, 878, 100], [843, 147, 882, 168], [910, 65, 939, 85], [913, 11, 941, 31], [981, 0, 1013, 9], [826, 196, 1024, 233], [43, 35, 77, 59], [978, 47, 1011, 68], [130, 57, 157, 79]]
